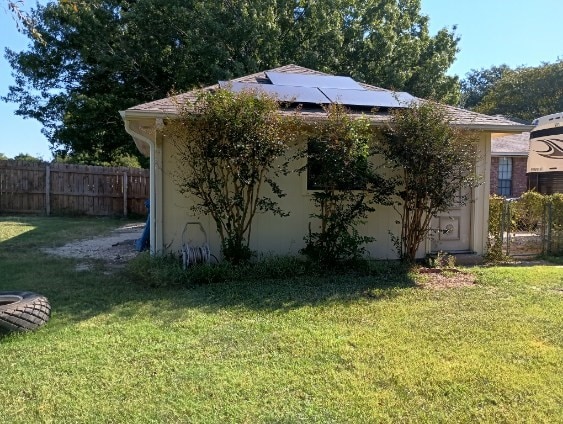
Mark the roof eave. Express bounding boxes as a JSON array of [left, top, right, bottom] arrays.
[[120, 109, 177, 119], [120, 109, 534, 133], [491, 152, 529, 157], [452, 123, 534, 132]]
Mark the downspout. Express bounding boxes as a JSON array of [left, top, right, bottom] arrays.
[[120, 112, 157, 255]]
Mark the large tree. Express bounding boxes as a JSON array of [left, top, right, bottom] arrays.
[[476, 60, 563, 122], [4, 1, 37, 37], [462, 60, 563, 123], [3, 0, 460, 165], [460, 65, 511, 109]]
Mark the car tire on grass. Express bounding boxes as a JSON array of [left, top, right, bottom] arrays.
[[0, 291, 51, 332]]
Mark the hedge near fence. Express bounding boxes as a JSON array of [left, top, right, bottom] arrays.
[[488, 191, 563, 259]]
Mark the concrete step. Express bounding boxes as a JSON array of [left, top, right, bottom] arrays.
[[428, 251, 484, 266], [451, 253, 484, 266]]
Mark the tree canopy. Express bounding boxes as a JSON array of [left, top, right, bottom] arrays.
[[460, 65, 510, 110], [4, 1, 39, 38], [0, 152, 43, 161], [461, 60, 563, 123], [12, 152, 43, 162], [3, 0, 460, 166]]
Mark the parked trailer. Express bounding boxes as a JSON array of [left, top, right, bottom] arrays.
[[527, 112, 563, 194]]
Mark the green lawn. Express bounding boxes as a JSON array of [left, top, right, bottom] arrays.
[[0, 216, 562, 423]]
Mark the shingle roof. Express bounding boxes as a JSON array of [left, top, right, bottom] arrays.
[[491, 132, 530, 156], [124, 64, 532, 132]]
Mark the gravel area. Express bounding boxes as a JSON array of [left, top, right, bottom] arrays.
[[42, 223, 145, 267]]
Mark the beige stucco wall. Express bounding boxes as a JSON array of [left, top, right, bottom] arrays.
[[159, 139, 400, 259], [472, 132, 491, 255], [156, 130, 492, 259]]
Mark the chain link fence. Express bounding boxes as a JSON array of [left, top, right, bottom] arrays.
[[488, 193, 563, 259]]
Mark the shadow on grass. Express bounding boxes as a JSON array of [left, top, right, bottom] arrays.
[[1, 256, 416, 334], [0, 215, 417, 333]]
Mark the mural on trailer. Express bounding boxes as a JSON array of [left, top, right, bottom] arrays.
[[528, 114, 563, 172]]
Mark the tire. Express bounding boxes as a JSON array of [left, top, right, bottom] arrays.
[[0, 291, 51, 332]]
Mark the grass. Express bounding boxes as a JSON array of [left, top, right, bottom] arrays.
[[0, 216, 562, 423]]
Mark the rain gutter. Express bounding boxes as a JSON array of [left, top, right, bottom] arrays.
[[119, 110, 157, 255]]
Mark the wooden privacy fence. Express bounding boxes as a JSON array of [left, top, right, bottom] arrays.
[[0, 160, 149, 216]]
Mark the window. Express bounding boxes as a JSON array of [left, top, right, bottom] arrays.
[[497, 157, 512, 197], [306, 140, 368, 190]]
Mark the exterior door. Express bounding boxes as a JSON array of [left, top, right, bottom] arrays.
[[430, 188, 472, 253]]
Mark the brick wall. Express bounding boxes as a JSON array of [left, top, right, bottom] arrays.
[[489, 156, 528, 197], [512, 157, 528, 197]]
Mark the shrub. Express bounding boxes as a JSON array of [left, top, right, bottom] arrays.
[[168, 89, 301, 264], [300, 104, 393, 264], [125, 254, 309, 287], [380, 101, 481, 262], [486, 195, 508, 262], [125, 252, 189, 287], [125, 253, 411, 287], [511, 191, 546, 231]]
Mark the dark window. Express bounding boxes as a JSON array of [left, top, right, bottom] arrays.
[[307, 140, 368, 190], [530, 126, 563, 139], [497, 157, 512, 197]]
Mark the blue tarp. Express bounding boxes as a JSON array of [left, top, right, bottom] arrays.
[[135, 200, 150, 251]]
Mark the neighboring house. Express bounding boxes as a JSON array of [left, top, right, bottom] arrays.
[[120, 65, 532, 260], [490, 132, 530, 197]]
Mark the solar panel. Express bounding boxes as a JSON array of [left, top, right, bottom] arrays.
[[394, 92, 418, 104], [265, 72, 363, 90], [218, 81, 329, 104], [319, 88, 417, 108]]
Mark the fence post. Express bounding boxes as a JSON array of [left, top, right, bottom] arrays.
[[506, 201, 511, 256], [45, 164, 51, 216], [123, 171, 128, 217], [547, 202, 552, 255]]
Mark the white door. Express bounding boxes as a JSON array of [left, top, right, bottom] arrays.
[[430, 188, 472, 253]]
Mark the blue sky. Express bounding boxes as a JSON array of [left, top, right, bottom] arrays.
[[1, 0, 562, 160]]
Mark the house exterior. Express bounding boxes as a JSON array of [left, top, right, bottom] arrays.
[[490, 132, 530, 197], [120, 65, 532, 260]]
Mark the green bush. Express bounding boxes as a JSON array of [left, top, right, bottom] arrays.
[[487, 191, 563, 259], [125, 252, 189, 287], [551, 193, 563, 227], [486, 195, 507, 262], [125, 253, 411, 287], [511, 191, 546, 231], [300, 104, 393, 264], [125, 254, 309, 287]]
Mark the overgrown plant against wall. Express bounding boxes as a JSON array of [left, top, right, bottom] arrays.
[[486, 195, 507, 261], [301, 104, 394, 263], [381, 102, 481, 262], [168, 89, 301, 263], [487, 191, 563, 259]]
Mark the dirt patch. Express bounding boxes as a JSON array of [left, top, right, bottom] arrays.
[[415, 267, 476, 289], [42, 223, 145, 269]]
